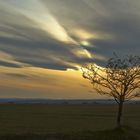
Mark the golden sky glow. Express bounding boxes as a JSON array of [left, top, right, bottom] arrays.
[[0, 66, 103, 99], [81, 41, 91, 47], [0, 0, 140, 99]]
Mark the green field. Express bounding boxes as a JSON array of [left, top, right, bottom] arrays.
[[0, 104, 139, 139]]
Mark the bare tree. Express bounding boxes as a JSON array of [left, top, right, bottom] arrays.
[[82, 55, 140, 127]]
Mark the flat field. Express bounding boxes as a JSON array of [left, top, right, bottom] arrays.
[[0, 104, 139, 139]]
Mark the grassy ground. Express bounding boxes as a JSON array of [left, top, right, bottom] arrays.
[[0, 104, 139, 139]]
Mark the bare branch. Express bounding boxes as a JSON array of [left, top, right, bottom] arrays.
[[82, 55, 140, 103]]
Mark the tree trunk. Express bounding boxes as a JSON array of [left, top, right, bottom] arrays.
[[117, 101, 123, 127]]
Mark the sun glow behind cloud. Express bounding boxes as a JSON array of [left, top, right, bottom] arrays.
[[0, 0, 107, 98], [81, 41, 91, 47], [71, 29, 94, 40], [1, 0, 139, 99], [1, 0, 104, 63]]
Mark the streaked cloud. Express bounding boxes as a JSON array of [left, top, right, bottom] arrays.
[[0, 0, 140, 98]]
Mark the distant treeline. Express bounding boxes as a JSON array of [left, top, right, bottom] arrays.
[[0, 98, 140, 104]]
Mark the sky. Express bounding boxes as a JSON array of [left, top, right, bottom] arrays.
[[0, 0, 140, 99]]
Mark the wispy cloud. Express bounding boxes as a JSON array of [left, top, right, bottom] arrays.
[[0, 0, 140, 98]]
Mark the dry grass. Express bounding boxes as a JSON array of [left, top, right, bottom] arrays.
[[0, 104, 139, 139]]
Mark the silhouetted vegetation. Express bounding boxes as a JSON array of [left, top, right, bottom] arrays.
[[0, 104, 140, 139], [82, 55, 140, 127]]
